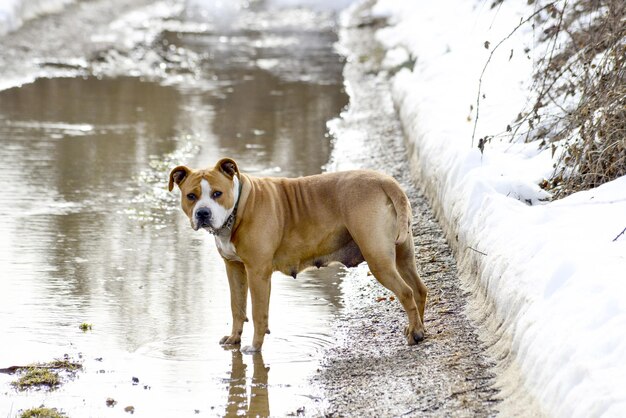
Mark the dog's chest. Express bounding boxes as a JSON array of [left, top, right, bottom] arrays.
[[214, 235, 241, 262]]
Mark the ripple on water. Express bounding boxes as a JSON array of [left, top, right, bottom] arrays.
[[270, 333, 337, 364], [135, 334, 216, 361], [134, 328, 337, 365]]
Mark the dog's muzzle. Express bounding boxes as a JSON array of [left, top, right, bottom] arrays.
[[195, 207, 212, 229]]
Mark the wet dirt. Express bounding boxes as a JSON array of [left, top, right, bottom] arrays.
[[0, 1, 348, 416], [311, 1, 501, 416]]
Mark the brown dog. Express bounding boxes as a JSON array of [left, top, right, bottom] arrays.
[[169, 158, 427, 352]]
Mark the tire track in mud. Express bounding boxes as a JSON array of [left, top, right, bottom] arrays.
[[312, 2, 501, 416]]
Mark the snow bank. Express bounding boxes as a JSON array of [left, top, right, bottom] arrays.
[[0, 0, 75, 36], [371, 0, 626, 416]]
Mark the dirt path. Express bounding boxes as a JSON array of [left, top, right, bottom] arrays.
[[312, 2, 501, 416]]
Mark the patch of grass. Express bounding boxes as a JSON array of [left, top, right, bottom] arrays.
[[48, 359, 82, 372], [10, 358, 83, 391], [12, 368, 60, 390], [19, 406, 66, 418], [79, 322, 92, 331]]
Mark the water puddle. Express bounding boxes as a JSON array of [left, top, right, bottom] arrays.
[[0, 2, 349, 416]]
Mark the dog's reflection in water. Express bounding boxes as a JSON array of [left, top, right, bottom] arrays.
[[225, 350, 270, 417]]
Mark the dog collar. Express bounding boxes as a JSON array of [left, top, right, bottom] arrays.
[[207, 178, 243, 236]]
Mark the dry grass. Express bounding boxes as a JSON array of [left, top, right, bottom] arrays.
[[19, 407, 66, 418], [9, 359, 83, 391], [507, 0, 625, 197], [12, 368, 61, 391]]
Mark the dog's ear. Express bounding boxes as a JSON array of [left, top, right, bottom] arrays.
[[216, 158, 239, 179], [169, 166, 190, 191]]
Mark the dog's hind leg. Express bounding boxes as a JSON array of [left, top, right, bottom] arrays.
[[367, 255, 425, 345], [344, 196, 425, 345], [350, 227, 424, 345], [395, 237, 428, 325]]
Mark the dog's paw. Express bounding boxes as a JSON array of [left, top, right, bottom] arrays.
[[241, 344, 261, 354], [219, 335, 241, 345], [404, 325, 425, 346]]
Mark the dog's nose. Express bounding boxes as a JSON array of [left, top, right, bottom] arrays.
[[196, 208, 211, 221]]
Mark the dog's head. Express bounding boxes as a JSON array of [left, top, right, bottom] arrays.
[[168, 158, 240, 232]]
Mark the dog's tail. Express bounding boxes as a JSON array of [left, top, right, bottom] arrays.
[[381, 179, 412, 245]]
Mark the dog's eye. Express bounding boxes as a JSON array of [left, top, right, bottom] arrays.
[[186, 193, 197, 201], [212, 191, 222, 199]]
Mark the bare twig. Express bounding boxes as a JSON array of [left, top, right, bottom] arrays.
[[401, 407, 420, 416], [0, 366, 22, 374], [468, 246, 488, 256], [472, 2, 556, 148], [0, 361, 82, 374]]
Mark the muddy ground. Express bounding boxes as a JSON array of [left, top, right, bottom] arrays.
[[311, 2, 501, 416]]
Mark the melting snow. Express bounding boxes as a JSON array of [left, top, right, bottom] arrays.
[[0, 0, 75, 36]]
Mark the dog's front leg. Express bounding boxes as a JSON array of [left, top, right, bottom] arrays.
[[241, 266, 272, 353], [220, 260, 248, 346]]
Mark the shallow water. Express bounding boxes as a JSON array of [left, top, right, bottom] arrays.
[[0, 2, 348, 416]]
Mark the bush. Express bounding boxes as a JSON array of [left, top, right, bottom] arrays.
[[510, 0, 625, 196]]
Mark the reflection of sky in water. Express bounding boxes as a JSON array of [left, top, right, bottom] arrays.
[[0, 3, 349, 415]]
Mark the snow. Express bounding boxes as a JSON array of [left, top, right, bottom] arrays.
[[370, 0, 626, 416], [185, 0, 355, 18], [183, 0, 355, 31], [0, 0, 75, 36], [266, 0, 354, 11]]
